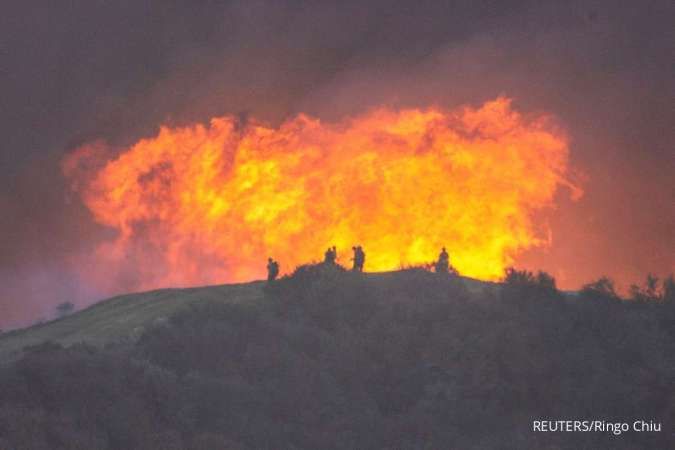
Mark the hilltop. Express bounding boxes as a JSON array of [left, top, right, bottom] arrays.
[[0, 265, 672, 450]]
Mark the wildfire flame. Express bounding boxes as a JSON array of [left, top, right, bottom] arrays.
[[63, 97, 580, 292]]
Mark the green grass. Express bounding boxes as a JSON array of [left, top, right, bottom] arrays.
[[0, 281, 265, 361], [0, 271, 494, 361]]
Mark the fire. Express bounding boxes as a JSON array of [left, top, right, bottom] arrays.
[[63, 97, 580, 291]]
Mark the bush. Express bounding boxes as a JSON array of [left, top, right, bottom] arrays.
[[55, 302, 75, 318], [580, 276, 619, 302]]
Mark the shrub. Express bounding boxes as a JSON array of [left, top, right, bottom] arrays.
[[580, 276, 618, 301], [55, 302, 75, 318]]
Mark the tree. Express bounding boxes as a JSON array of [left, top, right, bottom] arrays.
[[56, 301, 75, 318], [581, 276, 618, 300], [502, 268, 558, 294], [503, 267, 535, 285], [663, 275, 675, 303], [630, 274, 662, 303], [535, 271, 557, 291]]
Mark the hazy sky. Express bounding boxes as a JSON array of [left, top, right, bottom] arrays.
[[1, 0, 673, 327]]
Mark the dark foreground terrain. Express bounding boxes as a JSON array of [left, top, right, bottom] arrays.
[[1, 266, 673, 449]]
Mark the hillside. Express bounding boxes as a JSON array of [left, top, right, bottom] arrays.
[[0, 265, 672, 450], [0, 271, 492, 361], [0, 282, 264, 361]]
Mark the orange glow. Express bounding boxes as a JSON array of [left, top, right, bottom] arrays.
[[62, 97, 580, 290]]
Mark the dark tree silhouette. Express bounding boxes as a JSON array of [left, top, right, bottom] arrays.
[[55, 301, 75, 318]]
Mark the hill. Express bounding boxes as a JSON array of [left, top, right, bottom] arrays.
[[0, 265, 672, 450], [0, 282, 265, 361], [0, 271, 492, 361]]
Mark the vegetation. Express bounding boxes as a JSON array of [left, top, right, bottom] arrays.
[[0, 283, 264, 360], [55, 301, 76, 318], [0, 266, 673, 449]]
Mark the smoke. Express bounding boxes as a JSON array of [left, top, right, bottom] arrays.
[[1, 0, 673, 328]]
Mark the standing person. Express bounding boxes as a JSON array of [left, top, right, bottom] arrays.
[[351, 246, 358, 270], [355, 246, 365, 272], [435, 247, 449, 273], [267, 257, 279, 281], [324, 247, 336, 264]]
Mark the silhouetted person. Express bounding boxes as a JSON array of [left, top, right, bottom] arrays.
[[324, 246, 337, 265], [435, 247, 449, 273], [352, 245, 365, 272], [267, 257, 279, 281]]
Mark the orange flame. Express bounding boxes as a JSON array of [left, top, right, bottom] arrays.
[[63, 97, 580, 291]]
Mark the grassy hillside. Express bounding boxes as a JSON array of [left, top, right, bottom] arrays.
[[0, 272, 492, 361], [0, 282, 265, 361]]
